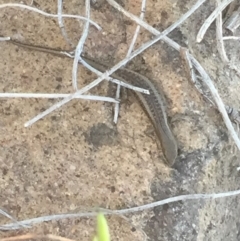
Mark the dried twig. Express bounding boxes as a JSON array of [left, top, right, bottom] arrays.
[[126, 0, 147, 56], [106, 0, 240, 151], [216, 0, 229, 63], [113, 0, 147, 124], [72, 0, 91, 91], [71, 54, 150, 94], [0, 93, 119, 103], [224, 6, 240, 33], [223, 36, 240, 40], [107, 0, 206, 41], [1, 37, 150, 108], [190, 56, 240, 149], [223, 0, 238, 22], [0, 36, 10, 41], [25, 0, 205, 127], [57, 0, 73, 47], [196, 0, 235, 43], [180, 47, 199, 90], [1, 189, 240, 230], [0, 3, 101, 29], [0, 208, 29, 229], [181, 47, 240, 125]]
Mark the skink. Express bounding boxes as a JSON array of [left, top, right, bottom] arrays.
[[7, 39, 178, 166]]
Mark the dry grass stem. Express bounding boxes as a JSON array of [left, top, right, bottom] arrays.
[[196, 0, 234, 42]]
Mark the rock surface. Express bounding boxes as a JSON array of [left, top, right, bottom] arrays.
[[0, 0, 240, 240]]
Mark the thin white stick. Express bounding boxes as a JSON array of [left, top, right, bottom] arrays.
[[190, 56, 240, 150], [113, 85, 121, 124], [126, 0, 146, 56], [77, 55, 149, 94], [0, 36, 10, 41], [49, 51, 149, 94], [0, 3, 101, 30], [0, 37, 148, 111], [23, 81, 109, 127], [25, 0, 204, 127], [180, 47, 198, 86], [0, 209, 29, 229], [0, 93, 118, 102], [224, 7, 240, 33], [223, 36, 240, 40], [1, 189, 240, 230], [114, 0, 147, 124], [106, 0, 240, 151], [181, 48, 240, 124], [196, 0, 234, 43], [216, 0, 229, 63], [107, 0, 206, 43], [105, 0, 204, 53], [57, 0, 73, 47], [72, 0, 91, 91]]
